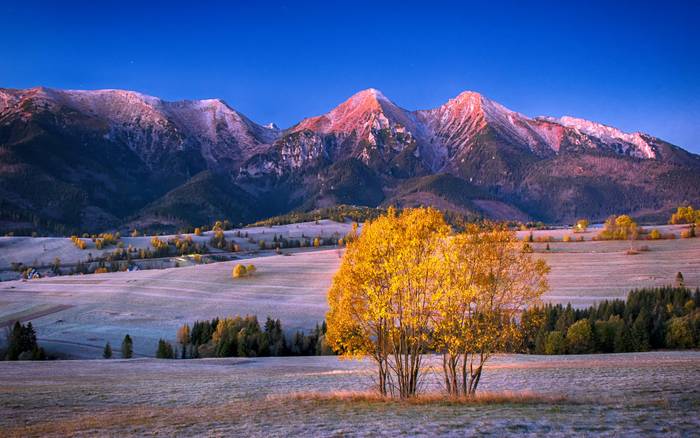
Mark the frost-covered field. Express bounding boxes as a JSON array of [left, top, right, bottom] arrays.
[[0, 219, 354, 273], [1, 231, 700, 358], [1, 352, 698, 436], [0, 249, 342, 357]]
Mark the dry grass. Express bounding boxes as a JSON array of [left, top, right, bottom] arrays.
[[272, 389, 577, 405]]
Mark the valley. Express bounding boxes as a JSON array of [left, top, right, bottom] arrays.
[[0, 221, 698, 359]]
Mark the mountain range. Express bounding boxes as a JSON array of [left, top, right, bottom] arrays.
[[1, 86, 699, 233]]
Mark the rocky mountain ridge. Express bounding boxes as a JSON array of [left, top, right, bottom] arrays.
[[1, 86, 698, 233]]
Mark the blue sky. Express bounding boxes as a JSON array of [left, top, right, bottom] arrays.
[[1, 1, 699, 152]]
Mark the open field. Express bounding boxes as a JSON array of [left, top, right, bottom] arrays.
[[1, 228, 700, 357], [0, 219, 354, 279], [0, 352, 698, 436], [2, 221, 691, 278]]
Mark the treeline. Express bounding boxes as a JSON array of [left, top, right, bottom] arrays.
[[154, 315, 333, 359], [521, 286, 700, 354], [249, 205, 386, 227]]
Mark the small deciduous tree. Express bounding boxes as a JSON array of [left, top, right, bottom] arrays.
[[177, 324, 190, 359], [232, 264, 247, 278], [566, 319, 593, 354], [670, 205, 700, 225], [433, 224, 548, 396], [326, 209, 549, 398], [574, 219, 589, 233], [597, 215, 639, 241], [326, 208, 449, 398], [544, 331, 566, 355]]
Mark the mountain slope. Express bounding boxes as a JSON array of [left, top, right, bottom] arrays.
[[1, 86, 699, 233]]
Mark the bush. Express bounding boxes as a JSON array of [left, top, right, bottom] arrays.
[[232, 264, 247, 278], [649, 229, 661, 240]]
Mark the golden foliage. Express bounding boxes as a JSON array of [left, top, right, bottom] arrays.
[[176, 324, 190, 346], [326, 208, 549, 398], [670, 205, 700, 225], [232, 264, 247, 278], [596, 215, 639, 240], [573, 219, 589, 233]]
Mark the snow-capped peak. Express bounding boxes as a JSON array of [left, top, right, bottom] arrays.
[[554, 116, 656, 159]]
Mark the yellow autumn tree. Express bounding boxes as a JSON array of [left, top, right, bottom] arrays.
[[573, 219, 589, 233], [670, 205, 700, 225], [432, 224, 549, 396], [232, 264, 247, 278], [176, 323, 190, 358], [326, 207, 449, 398]]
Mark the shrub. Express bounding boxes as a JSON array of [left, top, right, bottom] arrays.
[[562, 234, 571, 242], [232, 264, 247, 278], [649, 229, 661, 240]]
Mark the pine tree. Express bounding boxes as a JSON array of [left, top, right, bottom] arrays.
[[103, 342, 113, 359], [156, 339, 175, 359], [631, 309, 651, 351], [614, 321, 633, 353], [121, 334, 133, 359]]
